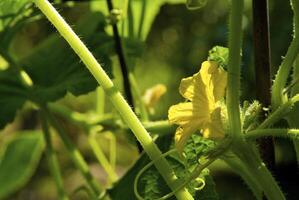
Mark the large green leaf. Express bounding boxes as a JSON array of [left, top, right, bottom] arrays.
[[0, 11, 114, 129], [0, 131, 44, 199], [20, 12, 113, 103], [108, 135, 218, 200]]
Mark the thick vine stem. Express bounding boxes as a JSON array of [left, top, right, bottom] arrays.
[[33, 0, 193, 199], [232, 140, 286, 200], [223, 155, 263, 200], [271, 0, 299, 109], [226, 0, 244, 138]]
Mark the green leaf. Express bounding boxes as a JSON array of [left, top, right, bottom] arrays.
[[128, 0, 186, 40], [91, 0, 185, 40], [208, 46, 229, 70], [0, 11, 114, 129], [0, 69, 27, 129], [20, 12, 113, 103], [108, 135, 218, 199], [0, 131, 44, 199], [0, 0, 33, 32]]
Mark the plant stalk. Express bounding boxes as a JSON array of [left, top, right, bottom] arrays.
[[40, 112, 69, 200], [246, 128, 299, 140], [271, 0, 299, 109], [34, 1, 193, 199], [232, 141, 285, 200], [226, 0, 243, 138], [42, 106, 102, 197]]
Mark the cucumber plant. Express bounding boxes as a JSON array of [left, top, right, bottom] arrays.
[[0, 0, 299, 199]]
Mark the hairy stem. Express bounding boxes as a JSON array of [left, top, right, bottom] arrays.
[[258, 94, 299, 129], [223, 155, 263, 200], [226, 0, 243, 138], [271, 0, 299, 109], [34, 1, 193, 199], [232, 141, 285, 200]]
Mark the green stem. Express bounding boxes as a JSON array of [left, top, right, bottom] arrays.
[[50, 103, 174, 136], [127, 0, 135, 38], [223, 155, 263, 200], [226, 0, 244, 138], [137, 0, 147, 39], [33, 1, 193, 199], [129, 72, 149, 121], [271, 0, 299, 109], [42, 106, 102, 197], [232, 141, 285, 200], [107, 133, 117, 170], [40, 112, 69, 200], [88, 130, 118, 183], [96, 87, 105, 115], [258, 94, 299, 129], [246, 128, 299, 140], [49, 104, 118, 184]]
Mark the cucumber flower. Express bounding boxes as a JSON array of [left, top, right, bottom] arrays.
[[168, 61, 227, 151]]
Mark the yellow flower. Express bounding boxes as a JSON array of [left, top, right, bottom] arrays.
[[168, 61, 227, 151]]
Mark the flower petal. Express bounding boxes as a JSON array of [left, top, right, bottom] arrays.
[[168, 102, 209, 126], [175, 123, 200, 153], [200, 61, 227, 102], [202, 107, 224, 138]]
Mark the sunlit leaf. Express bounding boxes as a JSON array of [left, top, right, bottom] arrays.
[[0, 131, 44, 199]]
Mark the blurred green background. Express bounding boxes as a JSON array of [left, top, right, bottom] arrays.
[[0, 0, 298, 199]]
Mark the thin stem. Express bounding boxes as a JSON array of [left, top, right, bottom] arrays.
[[107, 133, 117, 170], [258, 94, 299, 129], [246, 128, 299, 140], [42, 106, 102, 197], [40, 112, 69, 200], [129, 73, 149, 121], [106, 0, 134, 108], [127, 0, 134, 38], [96, 87, 105, 115], [33, 1, 193, 199], [226, 0, 244, 138], [49, 104, 118, 184], [137, 0, 147, 39], [49, 103, 174, 136], [271, 0, 299, 109], [88, 130, 118, 183]]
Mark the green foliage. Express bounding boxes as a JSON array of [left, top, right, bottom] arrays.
[[242, 101, 262, 131], [0, 0, 32, 31], [20, 12, 113, 102], [0, 131, 44, 199], [108, 135, 218, 200], [186, 0, 207, 10], [0, 11, 114, 129], [208, 46, 229, 70]]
